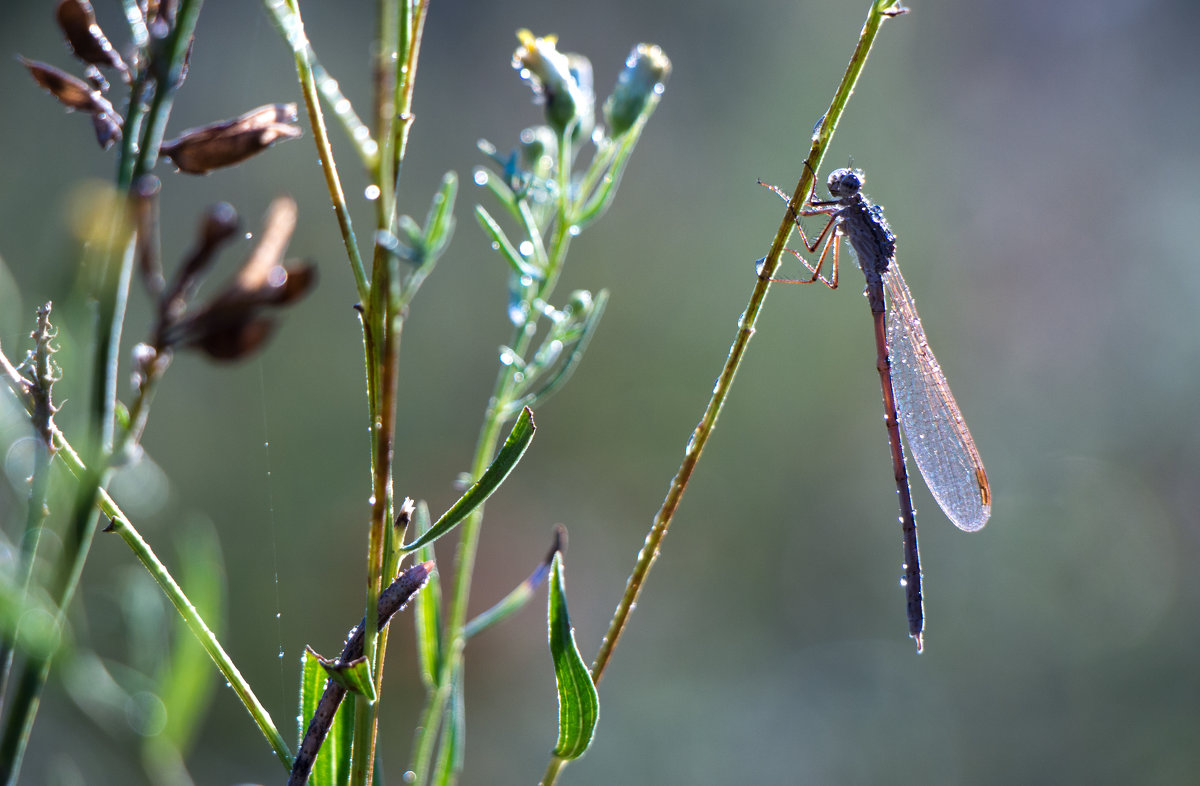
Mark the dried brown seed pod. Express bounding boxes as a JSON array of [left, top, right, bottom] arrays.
[[21, 57, 110, 112], [157, 197, 317, 361], [56, 0, 127, 74], [159, 104, 302, 175]]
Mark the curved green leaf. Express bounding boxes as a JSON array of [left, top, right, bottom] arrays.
[[548, 552, 598, 759], [400, 407, 536, 553]]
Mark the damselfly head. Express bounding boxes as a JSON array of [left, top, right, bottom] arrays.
[[827, 168, 865, 198]]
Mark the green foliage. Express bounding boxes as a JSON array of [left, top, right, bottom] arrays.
[[399, 407, 537, 554], [547, 553, 599, 760], [299, 648, 356, 786]]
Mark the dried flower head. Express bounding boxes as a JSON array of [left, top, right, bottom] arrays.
[[159, 103, 302, 175]]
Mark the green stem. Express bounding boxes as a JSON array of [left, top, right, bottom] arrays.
[[274, 0, 369, 302], [411, 121, 581, 782], [543, 4, 907, 784], [106, 514, 295, 770]]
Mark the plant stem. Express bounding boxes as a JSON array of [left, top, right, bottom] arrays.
[[411, 121, 580, 782], [0, 2, 210, 775], [274, 0, 369, 302], [542, 3, 908, 784]]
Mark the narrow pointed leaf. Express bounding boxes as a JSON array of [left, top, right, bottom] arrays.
[[474, 166, 523, 224], [298, 647, 355, 786], [475, 206, 539, 278], [412, 501, 444, 689], [575, 131, 645, 229], [155, 520, 224, 751], [423, 172, 458, 257], [400, 408, 536, 553], [548, 552, 598, 759], [431, 668, 466, 786], [504, 290, 609, 419]]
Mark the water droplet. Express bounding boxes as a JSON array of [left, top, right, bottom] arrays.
[[362, 139, 379, 157], [335, 98, 351, 114], [365, 184, 381, 201], [276, 612, 282, 619], [474, 169, 489, 186], [403, 771, 417, 784], [518, 240, 534, 257], [653, 82, 665, 96], [519, 274, 534, 288], [244, 232, 254, 241], [499, 349, 516, 366], [567, 224, 581, 237]]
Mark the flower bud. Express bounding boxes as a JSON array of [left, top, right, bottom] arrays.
[[159, 103, 301, 174], [512, 30, 594, 140], [604, 44, 671, 138]]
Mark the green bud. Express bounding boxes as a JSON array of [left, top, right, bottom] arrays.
[[604, 43, 671, 138]]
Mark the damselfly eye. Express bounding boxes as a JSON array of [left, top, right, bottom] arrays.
[[827, 168, 863, 197]]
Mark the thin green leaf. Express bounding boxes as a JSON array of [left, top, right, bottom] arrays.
[[475, 206, 539, 279], [412, 502, 443, 689], [299, 647, 355, 786], [547, 552, 598, 760], [504, 290, 609, 419], [464, 526, 563, 639], [515, 198, 548, 271], [431, 668, 465, 786], [155, 519, 224, 751], [400, 408, 536, 553], [574, 133, 639, 229], [423, 171, 458, 257], [475, 166, 524, 224]]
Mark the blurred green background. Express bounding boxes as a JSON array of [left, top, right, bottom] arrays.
[[2, 0, 1198, 783]]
